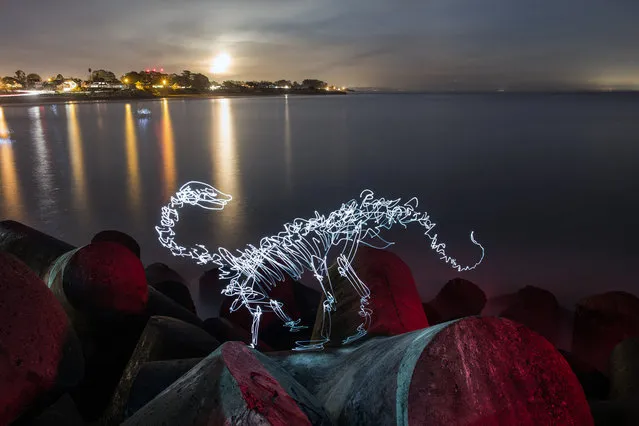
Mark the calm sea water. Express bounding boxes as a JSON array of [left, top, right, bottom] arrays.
[[1, 93, 637, 316]]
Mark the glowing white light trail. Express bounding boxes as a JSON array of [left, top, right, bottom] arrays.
[[156, 181, 484, 350], [0, 90, 51, 98]]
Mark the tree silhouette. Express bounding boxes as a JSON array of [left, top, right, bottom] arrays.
[[14, 70, 26, 85], [190, 73, 210, 91], [26, 73, 41, 88], [302, 79, 327, 90]]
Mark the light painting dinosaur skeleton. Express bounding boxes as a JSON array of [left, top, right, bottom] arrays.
[[156, 181, 485, 350]]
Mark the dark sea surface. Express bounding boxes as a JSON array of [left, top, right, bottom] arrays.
[[1, 93, 638, 317]]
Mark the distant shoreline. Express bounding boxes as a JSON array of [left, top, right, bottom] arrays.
[[0, 89, 347, 107], [2, 89, 637, 107]]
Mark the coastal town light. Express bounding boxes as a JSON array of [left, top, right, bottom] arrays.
[[62, 80, 77, 92]]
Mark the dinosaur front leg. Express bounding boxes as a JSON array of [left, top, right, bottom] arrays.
[[336, 227, 373, 345], [292, 258, 333, 351], [269, 299, 306, 332]]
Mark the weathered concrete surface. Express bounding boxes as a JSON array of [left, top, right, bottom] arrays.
[[311, 247, 429, 346], [18, 394, 85, 426], [122, 341, 332, 426], [274, 317, 593, 425], [46, 241, 148, 320], [589, 399, 639, 426], [559, 349, 610, 400], [572, 291, 639, 374], [43, 244, 202, 421], [197, 267, 224, 319], [151, 280, 197, 314], [481, 293, 515, 317], [500, 285, 561, 346], [484, 288, 574, 350], [144, 286, 204, 329], [92, 230, 141, 258], [609, 337, 639, 400], [407, 317, 591, 425], [62, 318, 147, 421], [145, 262, 187, 287], [0, 220, 74, 278], [0, 251, 84, 425], [125, 358, 202, 418], [101, 316, 220, 425], [423, 277, 486, 325]]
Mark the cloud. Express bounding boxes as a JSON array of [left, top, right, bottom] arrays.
[[1, 0, 638, 88]]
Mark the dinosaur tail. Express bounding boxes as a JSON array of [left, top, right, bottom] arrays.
[[419, 215, 485, 272], [360, 190, 485, 272]]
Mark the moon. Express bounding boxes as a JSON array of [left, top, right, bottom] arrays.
[[211, 53, 231, 74]]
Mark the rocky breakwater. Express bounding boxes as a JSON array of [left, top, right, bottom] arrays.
[[0, 220, 598, 425]]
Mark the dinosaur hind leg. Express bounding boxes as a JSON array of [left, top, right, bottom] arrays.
[[337, 254, 372, 345], [248, 304, 262, 348]]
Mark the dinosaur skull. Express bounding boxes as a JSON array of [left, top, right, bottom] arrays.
[[179, 181, 232, 210]]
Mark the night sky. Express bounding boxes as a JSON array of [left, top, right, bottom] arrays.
[[1, 0, 638, 90]]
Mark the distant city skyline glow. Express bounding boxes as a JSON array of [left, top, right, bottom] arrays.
[[1, 0, 639, 90]]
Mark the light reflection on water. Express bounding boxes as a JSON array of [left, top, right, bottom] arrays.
[[284, 95, 292, 193], [124, 104, 142, 222], [0, 106, 23, 219], [66, 103, 88, 221], [0, 94, 637, 310], [159, 99, 177, 199], [29, 106, 56, 219], [212, 98, 241, 241]]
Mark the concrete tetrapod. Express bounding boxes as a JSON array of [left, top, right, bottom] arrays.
[[151, 280, 197, 314], [102, 316, 220, 425], [311, 247, 429, 347], [92, 230, 141, 258], [43, 241, 149, 420], [423, 277, 486, 325], [0, 251, 84, 425], [572, 291, 639, 374], [609, 337, 639, 400], [273, 316, 594, 425], [45, 241, 149, 320], [0, 220, 75, 278], [125, 358, 203, 417], [122, 341, 332, 426]]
